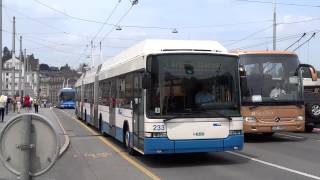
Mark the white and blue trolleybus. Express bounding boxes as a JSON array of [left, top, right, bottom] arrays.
[[75, 39, 243, 155]]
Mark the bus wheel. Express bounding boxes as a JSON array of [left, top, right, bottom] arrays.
[[99, 114, 103, 133], [84, 110, 87, 123], [263, 132, 274, 137], [124, 128, 135, 155]]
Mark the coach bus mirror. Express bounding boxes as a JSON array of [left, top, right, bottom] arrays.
[[239, 64, 246, 77], [142, 72, 152, 89], [298, 64, 318, 81]]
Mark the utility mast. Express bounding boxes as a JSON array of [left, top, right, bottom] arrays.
[[91, 41, 94, 68], [19, 36, 22, 97], [273, 0, 277, 50], [11, 16, 16, 96]]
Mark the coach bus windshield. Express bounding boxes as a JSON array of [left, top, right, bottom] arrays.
[[147, 54, 240, 118], [239, 54, 302, 105]]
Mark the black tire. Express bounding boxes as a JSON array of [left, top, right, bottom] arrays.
[[84, 110, 87, 123], [307, 104, 320, 118], [305, 125, 314, 133], [263, 132, 275, 137], [99, 114, 103, 133], [124, 128, 135, 155]]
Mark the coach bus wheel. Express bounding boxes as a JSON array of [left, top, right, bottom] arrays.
[[305, 125, 314, 133], [310, 104, 320, 118], [124, 128, 135, 155]]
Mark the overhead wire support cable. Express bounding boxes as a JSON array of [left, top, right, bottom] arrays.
[[284, 33, 307, 51], [3, 5, 70, 35], [293, 33, 316, 52], [33, 0, 114, 25], [91, 0, 122, 42], [235, 0, 320, 8], [225, 25, 273, 47], [99, 0, 138, 43]]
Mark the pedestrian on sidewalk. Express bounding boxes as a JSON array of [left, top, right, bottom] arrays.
[[13, 96, 17, 113], [16, 96, 21, 114], [24, 95, 31, 113], [34, 98, 39, 113], [5, 97, 10, 115], [0, 95, 8, 122]]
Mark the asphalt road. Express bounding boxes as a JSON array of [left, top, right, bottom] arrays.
[[1, 108, 320, 180]]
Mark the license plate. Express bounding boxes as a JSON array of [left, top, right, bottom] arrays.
[[272, 126, 285, 131]]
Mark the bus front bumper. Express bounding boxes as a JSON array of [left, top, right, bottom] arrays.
[[143, 135, 243, 154], [244, 121, 305, 133]]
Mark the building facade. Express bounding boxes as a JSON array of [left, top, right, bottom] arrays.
[[1, 55, 39, 98], [40, 64, 81, 105]]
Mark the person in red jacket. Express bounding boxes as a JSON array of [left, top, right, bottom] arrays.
[[24, 95, 31, 112]]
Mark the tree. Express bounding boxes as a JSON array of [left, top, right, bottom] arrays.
[[77, 63, 88, 73], [2, 46, 12, 61]]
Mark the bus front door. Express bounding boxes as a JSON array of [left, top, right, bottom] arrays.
[[109, 81, 116, 137], [132, 74, 144, 151]]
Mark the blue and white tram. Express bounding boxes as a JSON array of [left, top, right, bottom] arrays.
[[76, 39, 244, 155]]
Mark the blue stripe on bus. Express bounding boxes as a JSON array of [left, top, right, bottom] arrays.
[[100, 120, 124, 142], [143, 135, 243, 154]]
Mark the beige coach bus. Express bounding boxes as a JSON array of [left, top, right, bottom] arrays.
[[235, 50, 317, 135]]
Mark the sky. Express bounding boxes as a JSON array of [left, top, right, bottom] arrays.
[[2, 0, 320, 69]]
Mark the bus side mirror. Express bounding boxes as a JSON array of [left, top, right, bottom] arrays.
[[142, 72, 151, 89], [239, 64, 246, 77], [299, 64, 318, 81]]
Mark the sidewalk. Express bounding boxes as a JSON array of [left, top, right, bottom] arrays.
[[0, 112, 18, 131]]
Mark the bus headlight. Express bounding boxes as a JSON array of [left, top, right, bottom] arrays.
[[144, 132, 167, 138], [297, 116, 304, 121], [244, 116, 256, 123]]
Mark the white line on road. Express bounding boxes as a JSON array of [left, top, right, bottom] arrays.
[[276, 133, 305, 139], [51, 109, 70, 157], [227, 151, 320, 180]]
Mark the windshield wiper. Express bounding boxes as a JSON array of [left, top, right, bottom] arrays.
[[193, 110, 232, 121], [163, 113, 193, 123]]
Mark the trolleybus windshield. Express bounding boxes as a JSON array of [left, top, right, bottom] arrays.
[[240, 54, 303, 105], [147, 54, 240, 118]]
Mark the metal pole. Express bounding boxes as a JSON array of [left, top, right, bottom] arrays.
[[18, 36, 22, 97], [0, 0, 3, 95], [11, 16, 16, 97], [91, 41, 94, 68], [273, 0, 277, 50], [12, 16, 15, 56], [20, 114, 32, 180], [11, 67, 15, 96], [23, 48, 27, 96], [36, 63, 39, 100]]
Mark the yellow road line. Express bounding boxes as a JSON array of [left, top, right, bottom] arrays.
[[58, 109, 161, 180], [50, 109, 71, 157]]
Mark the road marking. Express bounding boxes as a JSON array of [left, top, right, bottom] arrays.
[[227, 151, 320, 180], [59, 109, 161, 180], [50, 109, 71, 157], [276, 133, 305, 139]]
